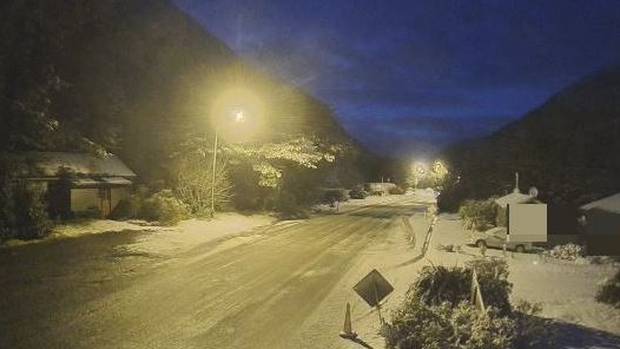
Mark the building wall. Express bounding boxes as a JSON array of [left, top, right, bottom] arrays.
[[70, 187, 129, 218], [110, 187, 128, 212], [70, 188, 100, 212], [585, 209, 620, 235]]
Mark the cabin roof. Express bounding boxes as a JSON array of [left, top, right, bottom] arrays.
[[580, 193, 620, 214], [494, 191, 536, 208], [20, 152, 136, 178]]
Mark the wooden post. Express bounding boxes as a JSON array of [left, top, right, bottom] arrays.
[[470, 268, 486, 313], [373, 282, 384, 324]]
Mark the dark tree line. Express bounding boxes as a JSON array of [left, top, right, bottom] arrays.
[[439, 66, 620, 211]]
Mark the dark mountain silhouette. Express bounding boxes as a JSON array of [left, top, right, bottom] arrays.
[[441, 65, 620, 210], [0, 0, 352, 181]]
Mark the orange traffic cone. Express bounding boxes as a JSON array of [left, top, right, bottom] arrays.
[[339, 302, 358, 339]]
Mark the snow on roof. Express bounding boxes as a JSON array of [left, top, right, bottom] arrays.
[[101, 177, 133, 185], [580, 193, 620, 214], [494, 191, 536, 208], [24, 152, 136, 178], [71, 177, 133, 187]]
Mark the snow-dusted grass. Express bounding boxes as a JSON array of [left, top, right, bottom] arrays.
[[124, 212, 275, 256], [1, 219, 169, 247], [1, 212, 275, 252]]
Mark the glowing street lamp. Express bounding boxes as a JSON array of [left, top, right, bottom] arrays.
[[208, 87, 264, 216]]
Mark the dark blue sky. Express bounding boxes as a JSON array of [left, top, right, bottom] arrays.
[[174, 0, 620, 157]]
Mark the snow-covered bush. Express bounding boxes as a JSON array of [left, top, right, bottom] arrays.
[[411, 259, 512, 315], [384, 296, 550, 349], [384, 298, 515, 349], [322, 189, 348, 206], [388, 186, 406, 195], [436, 243, 455, 252], [384, 258, 552, 349], [140, 190, 189, 226], [543, 243, 584, 261], [274, 191, 308, 219], [596, 269, 620, 308], [458, 198, 499, 231], [349, 187, 368, 199]]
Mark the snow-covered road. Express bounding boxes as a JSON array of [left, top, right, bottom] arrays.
[[0, 196, 428, 348], [1, 194, 619, 349]]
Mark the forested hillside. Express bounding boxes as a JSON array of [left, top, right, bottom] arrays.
[[440, 66, 620, 210], [0, 0, 353, 181]]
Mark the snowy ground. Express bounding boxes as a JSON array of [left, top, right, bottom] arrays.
[[1, 212, 275, 252], [312, 188, 437, 215], [316, 206, 620, 349], [121, 213, 276, 257], [431, 214, 620, 337], [1, 192, 618, 348]]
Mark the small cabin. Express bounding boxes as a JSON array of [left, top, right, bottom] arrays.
[[580, 193, 620, 255], [21, 152, 136, 219]]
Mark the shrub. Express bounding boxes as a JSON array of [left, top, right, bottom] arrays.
[[459, 198, 499, 231], [436, 243, 455, 252], [173, 152, 232, 216], [1, 154, 53, 240], [349, 187, 368, 199], [274, 191, 308, 219], [437, 186, 466, 213], [409, 259, 512, 316], [12, 183, 52, 239], [389, 186, 406, 195], [467, 259, 512, 315], [322, 189, 348, 206], [411, 265, 472, 308], [0, 182, 52, 240], [140, 189, 189, 226], [384, 259, 552, 349], [542, 243, 584, 261], [511, 300, 554, 349], [385, 298, 522, 349], [596, 269, 620, 308]]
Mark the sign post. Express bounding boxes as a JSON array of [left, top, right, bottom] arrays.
[[353, 269, 394, 325]]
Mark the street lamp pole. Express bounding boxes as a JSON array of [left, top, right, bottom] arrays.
[[210, 110, 244, 217], [210, 128, 218, 217]]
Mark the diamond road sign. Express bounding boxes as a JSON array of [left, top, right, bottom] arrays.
[[353, 269, 394, 307]]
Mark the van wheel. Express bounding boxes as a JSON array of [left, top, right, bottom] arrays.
[[515, 245, 526, 253], [476, 240, 487, 248]]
